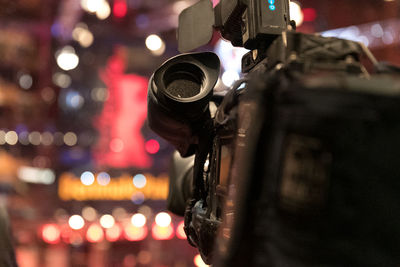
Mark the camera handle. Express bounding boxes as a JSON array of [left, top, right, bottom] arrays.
[[183, 118, 220, 263]]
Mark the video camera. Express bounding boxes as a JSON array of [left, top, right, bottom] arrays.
[[148, 0, 400, 266]]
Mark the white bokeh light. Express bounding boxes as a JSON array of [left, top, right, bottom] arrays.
[[131, 213, 147, 228], [80, 171, 95, 186], [5, 131, 18, 145], [56, 46, 79, 71], [371, 24, 384, 38], [100, 214, 115, 229], [289, 1, 304, 28], [41, 132, 54, 146], [64, 132, 78, 146], [28, 132, 41, 146], [150, 42, 166, 56], [145, 34, 163, 51], [72, 24, 94, 48], [96, 1, 111, 19], [53, 72, 72, 88], [221, 70, 240, 87], [19, 74, 33, 89], [194, 254, 209, 267], [69, 215, 85, 230], [133, 174, 147, 189], [80, 0, 90, 11], [86, 0, 104, 13], [155, 212, 171, 227]]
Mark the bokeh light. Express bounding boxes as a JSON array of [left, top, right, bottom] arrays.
[[113, 0, 128, 18], [100, 214, 115, 229], [5, 131, 18, 145], [194, 254, 209, 267], [86, 0, 104, 13], [155, 212, 171, 227], [145, 139, 160, 154], [53, 72, 72, 88], [131, 213, 146, 228], [124, 224, 148, 241], [68, 215, 85, 230], [151, 223, 174, 240], [82, 206, 97, 221], [72, 23, 94, 48], [97, 172, 111, 186], [86, 224, 104, 243], [96, 1, 111, 19], [176, 220, 186, 239], [28, 131, 41, 146], [64, 132, 78, 146], [221, 70, 240, 87], [145, 34, 163, 51], [41, 224, 61, 244], [133, 174, 147, 189], [112, 207, 127, 221], [80, 171, 95, 186], [19, 74, 33, 89], [137, 250, 152, 265], [56, 46, 79, 71], [65, 90, 85, 109], [0, 131, 5, 145], [41, 132, 54, 146], [289, 1, 304, 27], [105, 224, 122, 242], [131, 192, 145, 205]]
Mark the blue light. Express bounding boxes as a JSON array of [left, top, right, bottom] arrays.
[[131, 192, 145, 204], [268, 0, 275, 4], [269, 4, 276, 11], [65, 90, 84, 109], [81, 171, 95, 186], [51, 22, 62, 37], [136, 14, 149, 29], [133, 174, 147, 189], [97, 172, 111, 186]]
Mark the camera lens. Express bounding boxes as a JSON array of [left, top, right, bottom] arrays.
[[164, 63, 204, 99]]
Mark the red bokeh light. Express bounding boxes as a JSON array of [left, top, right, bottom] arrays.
[[145, 139, 160, 154], [60, 224, 73, 243], [41, 224, 61, 244], [86, 224, 104, 243], [151, 223, 174, 240], [69, 232, 84, 246], [113, 0, 128, 18], [176, 220, 186, 239], [124, 225, 148, 241], [106, 224, 122, 242], [303, 8, 317, 22]]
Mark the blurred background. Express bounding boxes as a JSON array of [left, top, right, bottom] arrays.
[[0, 0, 398, 266]]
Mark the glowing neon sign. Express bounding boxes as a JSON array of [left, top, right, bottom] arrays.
[[268, 0, 276, 11], [58, 172, 168, 201], [94, 47, 152, 169]]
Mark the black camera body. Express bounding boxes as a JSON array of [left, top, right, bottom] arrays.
[[148, 0, 400, 266]]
